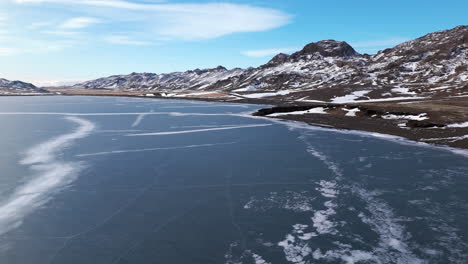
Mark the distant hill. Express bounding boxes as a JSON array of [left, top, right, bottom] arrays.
[[0, 78, 48, 94]]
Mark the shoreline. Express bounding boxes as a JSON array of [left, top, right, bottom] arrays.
[[3, 91, 468, 152]]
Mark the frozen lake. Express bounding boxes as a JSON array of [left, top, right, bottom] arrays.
[[0, 96, 467, 264]]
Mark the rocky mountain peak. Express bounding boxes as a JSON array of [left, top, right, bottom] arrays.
[[214, 65, 228, 71], [294, 40, 359, 58], [191, 65, 227, 75], [265, 53, 290, 66]]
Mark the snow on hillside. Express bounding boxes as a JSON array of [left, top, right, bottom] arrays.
[[70, 26, 467, 103]]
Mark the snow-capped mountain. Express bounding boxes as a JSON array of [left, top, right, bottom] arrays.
[[367, 25, 467, 85], [0, 78, 47, 94], [212, 40, 367, 92], [73, 66, 244, 91], [0, 78, 37, 90], [71, 26, 467, 101]]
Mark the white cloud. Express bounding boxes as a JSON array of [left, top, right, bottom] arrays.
[[152, 4, 291, 40], [242, 47, 299, 58], [350, 37, 410, 48], [14, 0, 291, 40], [104, 35, 150, 45], [15, 0, 170, 8], [59, 17, 100, 29]]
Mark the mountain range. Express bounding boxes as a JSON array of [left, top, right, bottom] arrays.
[[65, 25, 467, 102], [1, 25, 466, 102]]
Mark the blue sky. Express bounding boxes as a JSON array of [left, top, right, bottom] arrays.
[[0, 0, 466, 86]]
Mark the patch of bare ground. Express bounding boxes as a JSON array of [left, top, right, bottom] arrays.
[[254, 97, 468, 150]]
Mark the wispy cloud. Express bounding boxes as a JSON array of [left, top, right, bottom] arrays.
[[104, 35, 150, 46], [14, 0, 291, 41], [59, 17, 100, 29], [242, 47, 299, 58], [152, 4, 291, 40]]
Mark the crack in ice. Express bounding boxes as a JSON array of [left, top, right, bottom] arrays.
[[126, 124, 272, 136]]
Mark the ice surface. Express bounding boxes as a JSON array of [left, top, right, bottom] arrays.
[[77, 142, 236, 157], [0, 117, 95, 236], [126, 124, 272, 136]]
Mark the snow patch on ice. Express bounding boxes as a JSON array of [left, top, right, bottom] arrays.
[[243, 191, 315, 213], [0, 117, 95, 235], [304, 146, 343, 178], [312, 248, 374, 264], [224, 242, 271, 264], [312, 201, 337, 235], [316, 180, 338, 198], [278, 232, 313, 264], [252, 253, 270, 264], [353, 186, 425, 264]]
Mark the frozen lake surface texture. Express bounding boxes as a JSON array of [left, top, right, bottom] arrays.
[[0, 96, 467, 264]]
